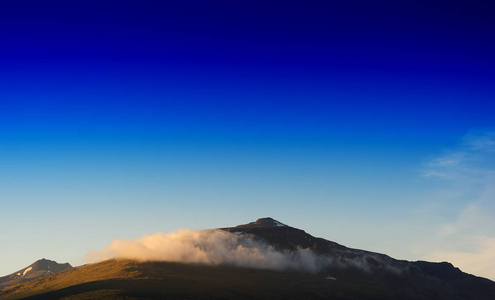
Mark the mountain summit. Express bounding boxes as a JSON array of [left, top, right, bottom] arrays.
[[242, 217, 288, 227], [0, 258, 72, 289], [1, 218, 495, 299], [223, 217, 346, 253]]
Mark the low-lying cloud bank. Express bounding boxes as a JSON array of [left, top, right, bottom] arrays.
[[88, 229, 330, 273]]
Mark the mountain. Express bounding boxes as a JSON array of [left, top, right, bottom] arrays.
[[224, 218, 495, 299], [0, 258, 72, 289], [1, 218, 495, 299]]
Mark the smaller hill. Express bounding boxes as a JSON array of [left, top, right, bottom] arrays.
[[0, 259, 72, 289]]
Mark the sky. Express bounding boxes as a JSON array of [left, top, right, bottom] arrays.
[[1, 0, 494, 280]]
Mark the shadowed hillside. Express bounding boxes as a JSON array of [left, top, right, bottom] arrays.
[[0, 259, 446, 300]]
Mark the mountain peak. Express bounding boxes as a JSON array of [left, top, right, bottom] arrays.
[[0, 259, 72, 290], [226, 217, 289, 230], [31, 259, 72, 271], [254, 217, 287, 227]]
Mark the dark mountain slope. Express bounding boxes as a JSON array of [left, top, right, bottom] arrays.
[[223, 217, 495, 300], [0, 259, 447, 300]]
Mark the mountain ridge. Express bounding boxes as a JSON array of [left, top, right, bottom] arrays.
[[1, 217, 494, 299], [226, 217, 495, 299]]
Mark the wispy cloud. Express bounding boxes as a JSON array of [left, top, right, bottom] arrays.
[[421, 131, 495, 280], [423, 131, 495, 183]]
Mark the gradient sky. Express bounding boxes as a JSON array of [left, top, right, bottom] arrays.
[[1, 1, 494, 279]]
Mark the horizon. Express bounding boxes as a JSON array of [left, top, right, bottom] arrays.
[[1, 1, 494, 281]]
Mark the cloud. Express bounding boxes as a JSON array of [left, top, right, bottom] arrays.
[[87, 229, 403, 275], [423, 131, 495, 184], [87, 229, 330, 273], [421, 131, 495, 280]]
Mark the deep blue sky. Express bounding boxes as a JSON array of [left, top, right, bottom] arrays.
[[1, 1, 494, 278]]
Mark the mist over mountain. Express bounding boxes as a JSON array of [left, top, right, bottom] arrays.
[[1, 218, 494, 299], [88, 221, 329, 273]]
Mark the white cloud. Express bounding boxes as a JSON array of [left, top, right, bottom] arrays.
[[87, 229, 331, 273], [421, 131, 495, 280]]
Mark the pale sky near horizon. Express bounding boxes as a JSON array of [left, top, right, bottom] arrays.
[[1, 1, 494, 280]]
